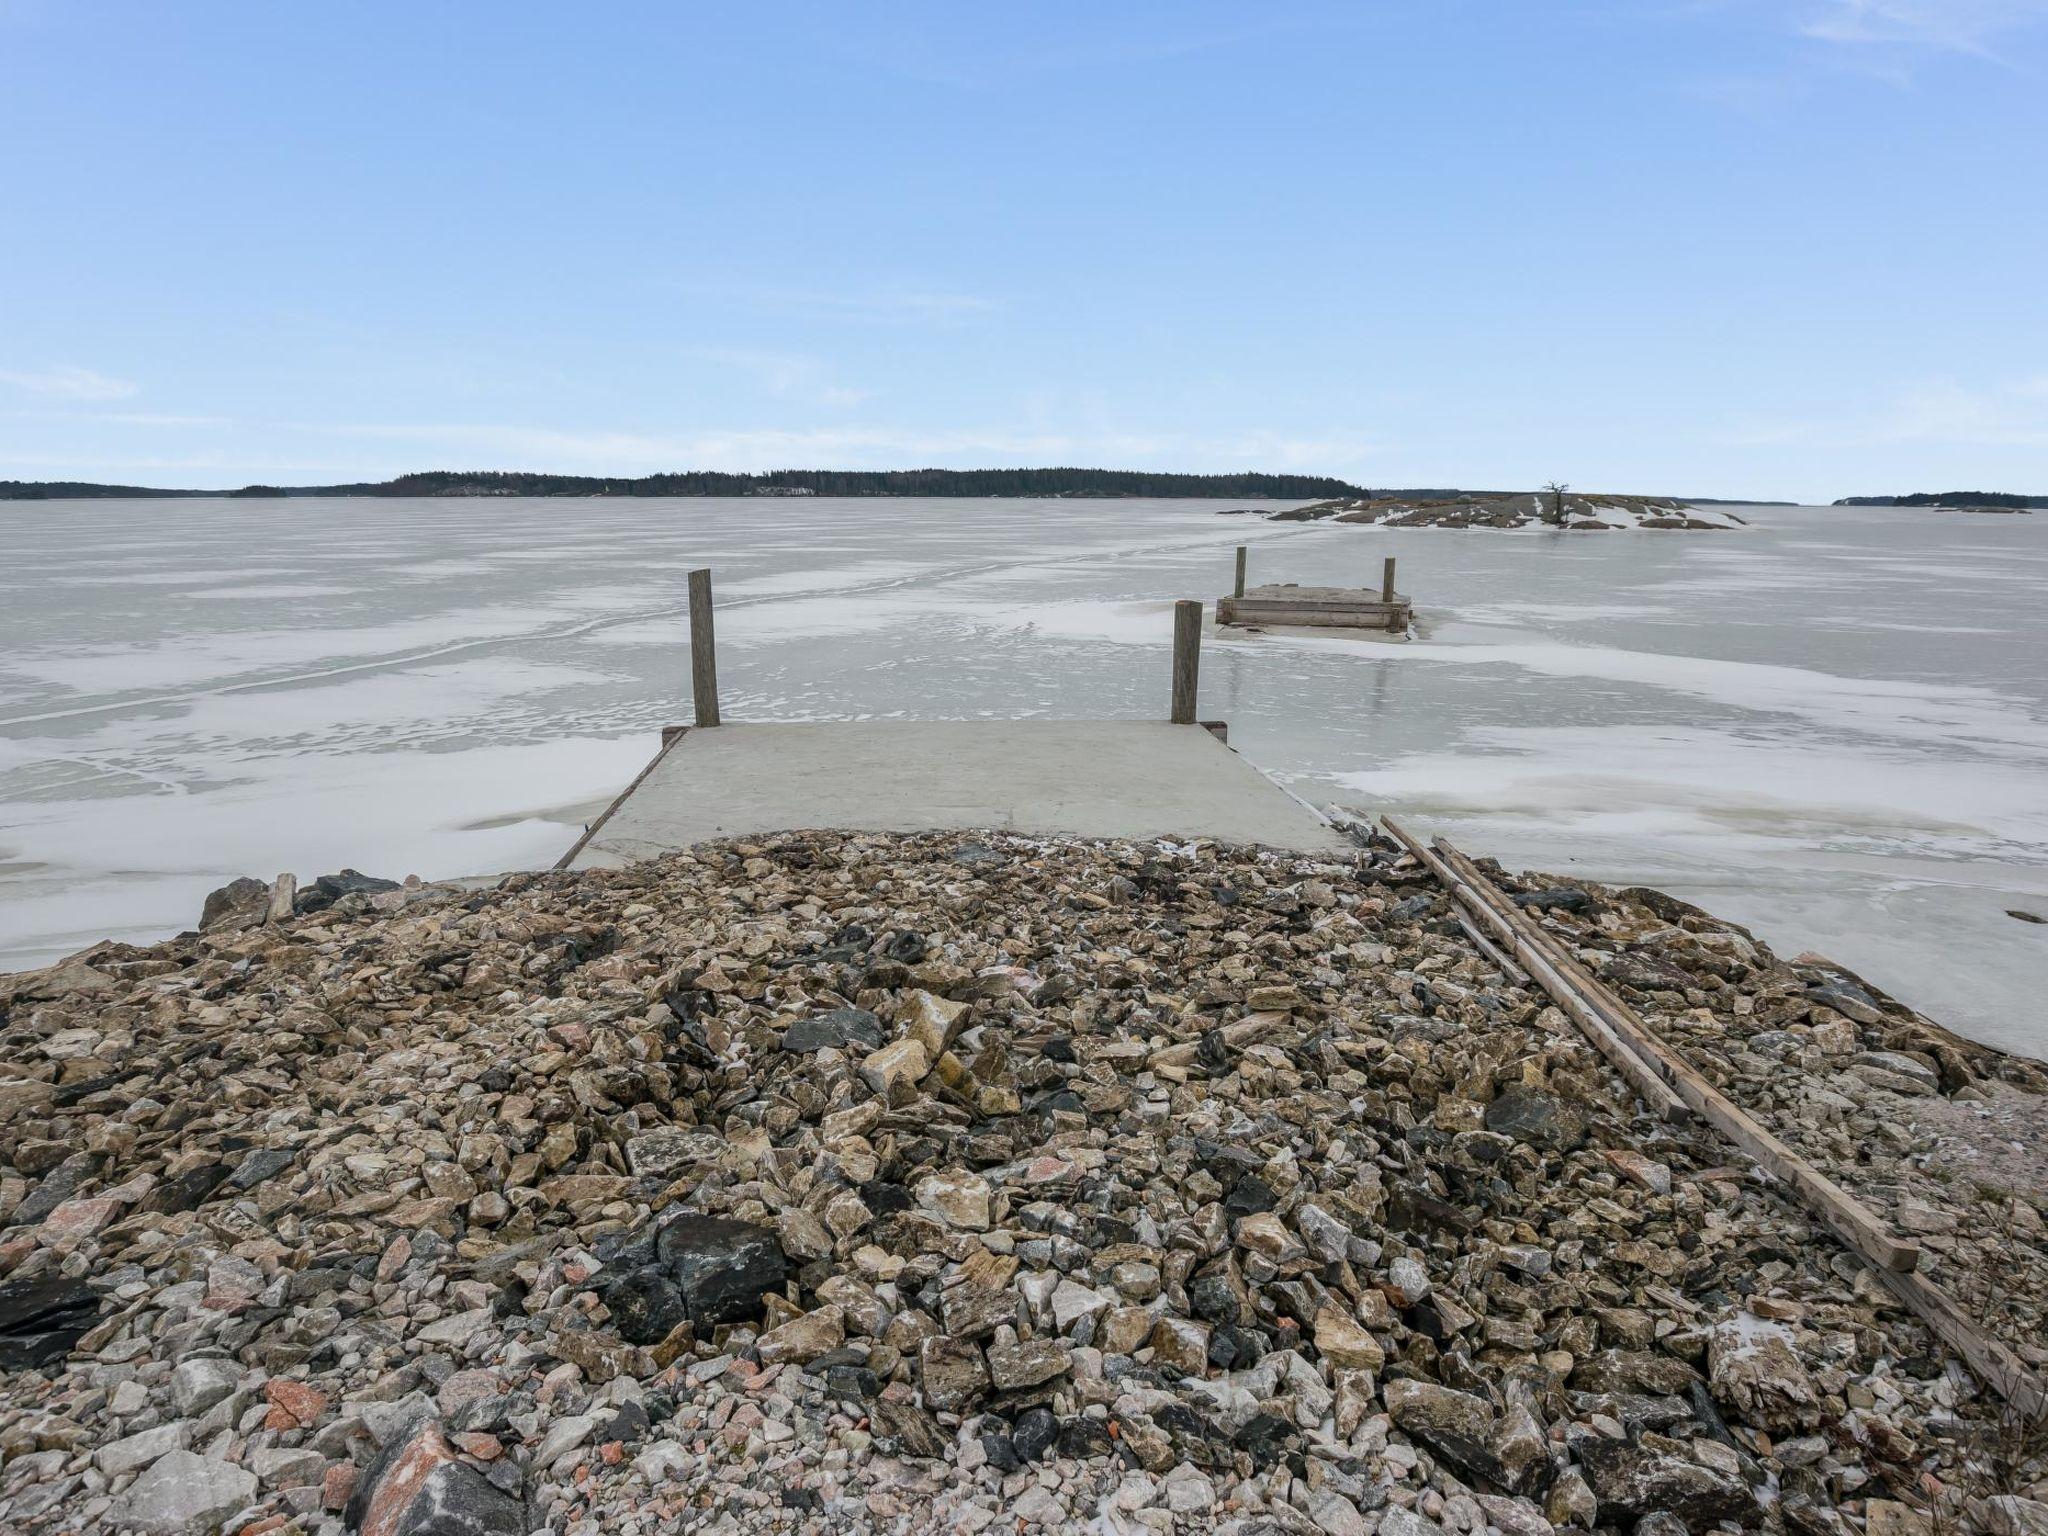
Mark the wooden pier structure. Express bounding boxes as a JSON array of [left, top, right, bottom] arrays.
[[1217, 548, 1411, 633]]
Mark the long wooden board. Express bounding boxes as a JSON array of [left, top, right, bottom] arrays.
[[1380, 818, 1690, 1124], [1380, 819, 2048, 1415], [1876, 1266, 2048, 1418], [1396, 822, 1920, 1274]]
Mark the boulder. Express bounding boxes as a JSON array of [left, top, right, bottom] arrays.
[[1707, 1314, 1819, 1433], [781, 1008, 884, 1053], [199, 876, 269, 931], [345, 1420, 525, 1536], [1574, 1435, 1753, 1530], [0, 1274, 101, 1370], [112, 1449, 259, 1535], [1484, 1085, 1589, 1152]]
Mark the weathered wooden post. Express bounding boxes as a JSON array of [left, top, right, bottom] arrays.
[[1381, 556, 1397, 605], [1170, 599, 1201, 724], [688, 567, 720, 727], [1234, 545, 1247, 598]]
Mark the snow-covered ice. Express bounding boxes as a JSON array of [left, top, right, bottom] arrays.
[[3, 494, 2045, 1055]]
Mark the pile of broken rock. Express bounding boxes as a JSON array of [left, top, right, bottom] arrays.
[[2, 829, 2045, 1536]]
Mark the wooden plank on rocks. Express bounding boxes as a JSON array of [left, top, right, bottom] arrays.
[[1380, 817, 1690, 1125], [1875, 1266, 2048, 1418], [1408, 826, 1921, 1275], [1387, 821, 2048, 1413]]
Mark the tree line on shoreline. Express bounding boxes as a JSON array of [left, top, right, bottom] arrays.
[[0, 467, 1363, 501]]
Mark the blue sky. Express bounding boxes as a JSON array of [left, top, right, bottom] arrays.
[[2, 1, 2044, 501]]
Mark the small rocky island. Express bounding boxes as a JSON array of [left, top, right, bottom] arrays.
[[1252, 493, 1744, 532], [3, 830, 2046, 1533]]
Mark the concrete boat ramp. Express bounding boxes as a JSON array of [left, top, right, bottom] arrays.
[[559, 720, 1350, 869], [557, 571, 1346, 870]]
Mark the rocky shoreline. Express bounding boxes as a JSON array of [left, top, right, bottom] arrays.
[[1248, 496, 1744, 532], [3, 830, 2045, 1535]]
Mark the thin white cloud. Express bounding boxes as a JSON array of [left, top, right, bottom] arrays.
[[681, 283, 1001, 325], [687, 348, 869, 408], [0, 365, 139, 401], [772, 290, 999, 322], [1719, 375, 2048, 448], [5, 409, 229, 428], [1880, 375, 2048, 445], [1798, 0, 2048, 56]]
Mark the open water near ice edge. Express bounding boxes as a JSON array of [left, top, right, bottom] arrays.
[[2, 496, 2043, 1056]]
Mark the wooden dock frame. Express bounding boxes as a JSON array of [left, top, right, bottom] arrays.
[[1217, 549, 1411, 634]]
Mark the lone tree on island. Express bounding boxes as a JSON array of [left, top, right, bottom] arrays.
[[1541, 481, 1570, 525]]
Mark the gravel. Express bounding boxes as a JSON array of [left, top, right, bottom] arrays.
[[2, 828, 2045, 1535]]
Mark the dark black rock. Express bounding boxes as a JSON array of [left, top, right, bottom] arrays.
[[603, 1269, 688, 1346], [883, 930, 928, 965], [229, 1147, 295, 1190], [603, 1401, 650, 1445], [1058, 1416, 1115, 1458], [295, 868, 401, 915], [1188, 1264, 1243, 1327], [1031, 973, 1081, 1007], [1233, 1411, 1296, 1462], [1223, 1175, 1277, 1217], [0, 1275, 101, 1370], [1575, 1435, 1753, 1530], [1483, 1085, 1589, 1153], [780, 1488, 823, 1512], [823, 1365, 879, 1401], [1040, 1036, 1076, 1063], [1012, 1406, 1058, 1462], [651, 1215, 789, 1328], [857, 1181, 914, 1217], [1384, 1186, 1476, 1236], [779, 1008, 883, 1053], [1511, 887, 1592, 913], [979, 1432, 1022, 1473]]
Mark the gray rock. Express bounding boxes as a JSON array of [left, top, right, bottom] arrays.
[[111, 1449, 258, 1535], [171, 1357, 243, 1417], [1383, 1378, 1499, 1483], [199, 876, 269, 931], [96, 1421, 191, 1476], [1484, 1085, 1589, 1152], [1808, 981, 1885, 1025], [985, 1336, 1071, 1391]]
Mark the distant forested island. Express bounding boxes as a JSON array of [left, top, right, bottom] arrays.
[[0, 467, 1364, 501], [1835, 491, 2045, 508]]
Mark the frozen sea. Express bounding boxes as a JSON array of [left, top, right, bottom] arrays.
[[3, 495, 2044, 1055]]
